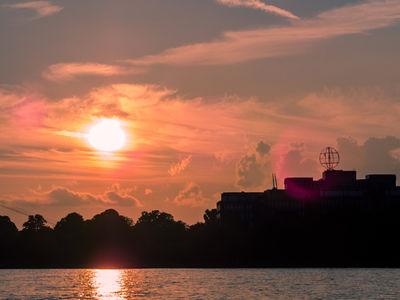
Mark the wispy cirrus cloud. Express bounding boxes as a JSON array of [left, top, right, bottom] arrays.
[[168, 155, 192, 176], [216, 0, 299, 19], [130, 0, 400, 66], [43, 62, 143, 81], [5, 1, 63, 19]]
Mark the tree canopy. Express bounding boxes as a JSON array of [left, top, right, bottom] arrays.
[[1, 206, 400, 268], [22, 214, 51, 232]]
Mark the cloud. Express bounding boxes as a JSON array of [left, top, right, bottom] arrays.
[[168, 155, 192, 176], [236, 154, 266, 188], [49, 83, 286, 155], [0, 90, 46, 128], [216, 0, 298, 19], [295, 86, 400, 139], [3, 81, 400, 216], [337, 136, 400, 177], [275, 143, 320, 182], [256, 141, 270, 157], [272, 136, 400, 184], [0, 148, 64, 163], [28, 184, 142, 207], [105, 191, 141, 207], [130, 0, 400, 66], [2, 83, 400, 185], [46, 187, 98, 205], [172, 182, 208, 207], [5, 1, 63, 19], [43, 62, 143, 81], [214, 151, 236, 164], [236, 141, 271, 189]]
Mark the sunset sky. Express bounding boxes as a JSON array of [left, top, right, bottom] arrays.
[[1, 0, 400, 226]]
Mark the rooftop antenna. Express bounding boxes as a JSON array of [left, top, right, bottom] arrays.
[[319, 146, 340, 170], [272, 173, 278, 190]]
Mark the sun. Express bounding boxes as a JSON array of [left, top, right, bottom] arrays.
[[88, 119, 126, 152]]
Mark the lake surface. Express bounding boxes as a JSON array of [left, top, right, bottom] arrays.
[[0, 269, 399, 299]]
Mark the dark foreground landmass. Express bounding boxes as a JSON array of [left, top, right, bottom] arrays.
[[1, 208, 400, 268]]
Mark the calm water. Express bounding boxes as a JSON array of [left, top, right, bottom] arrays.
[[0, 269, 399, 299]]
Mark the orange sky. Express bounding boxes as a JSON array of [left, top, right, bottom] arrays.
[[1, 0, 400, 226]]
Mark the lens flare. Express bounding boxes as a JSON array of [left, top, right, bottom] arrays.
[[88, 119, 126, 152]]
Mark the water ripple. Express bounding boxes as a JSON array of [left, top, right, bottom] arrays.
[[0, 269, 399, 299]]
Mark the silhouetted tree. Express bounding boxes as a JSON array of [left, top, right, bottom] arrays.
[[17, 214, 53, 267], [0, 216, 18, 237], [204, 209, 218, 225], [53, 213, 86, 267], [0, 216, 18, 267], [85, 209, 134, 267], [22, 214, 51, 232], [1, 204, 400, 268], [54, 212, 84, 233], [137, 210, 173, 225], [133, 210, 188, 266], [134, 210, 187, 239], [89, 209, 133, 233]]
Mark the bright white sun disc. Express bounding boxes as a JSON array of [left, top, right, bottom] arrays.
[[88, 119, 126, 151]]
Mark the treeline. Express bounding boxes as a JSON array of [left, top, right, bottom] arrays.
[[1, 208, 400, 268]]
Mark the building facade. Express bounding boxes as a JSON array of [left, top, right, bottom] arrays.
[[217, 170, 400, 225]]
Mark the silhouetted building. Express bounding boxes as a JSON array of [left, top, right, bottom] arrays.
[[217, 169, 400, 225]]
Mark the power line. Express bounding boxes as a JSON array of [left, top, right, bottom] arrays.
[[0, 202, 30, 217], [0, 201, 56, 226]]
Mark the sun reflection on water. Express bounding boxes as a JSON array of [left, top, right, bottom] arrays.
[[74, 269, 145, 299], [93, 269, 124, 299]]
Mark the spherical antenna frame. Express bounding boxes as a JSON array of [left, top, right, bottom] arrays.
[[319, 146, 340, 170]]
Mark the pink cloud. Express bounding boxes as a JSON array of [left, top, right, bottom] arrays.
[[236, 141, 271, 189], [43, 62, 143, 81], [27, 184, 143, 207], [130, 0, 400, 66], [216, 0, 299, 19], [1, 83, 400, 187], [168, 155, 192, 176], [5, 1, 63, 19], [0, 89, 46, 131], [172, 182, 208, 207]]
